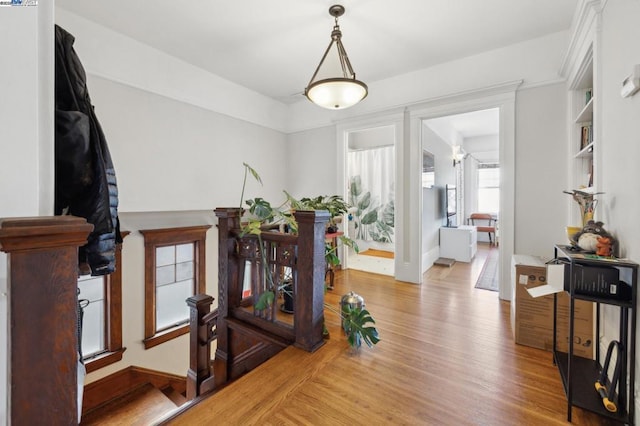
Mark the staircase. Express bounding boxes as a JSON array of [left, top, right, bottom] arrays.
[[81, 383, 184, 425], [80, 366, 189, 425]]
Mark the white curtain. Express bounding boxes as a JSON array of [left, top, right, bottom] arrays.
[[348, 146, 395, 242]]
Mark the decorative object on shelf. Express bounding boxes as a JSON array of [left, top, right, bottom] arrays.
[[563, 189, 603, 227], [571, 220, 616, 256], [565, 226, 582, 244], [304, 4, 368, 110]]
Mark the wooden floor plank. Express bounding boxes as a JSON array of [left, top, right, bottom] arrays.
[[168, 244, 616, 425]]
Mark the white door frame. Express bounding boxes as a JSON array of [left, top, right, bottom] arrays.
[[336, 80, 520, 300]]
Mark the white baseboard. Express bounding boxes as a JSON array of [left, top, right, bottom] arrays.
[[422, 247, 440, 273]]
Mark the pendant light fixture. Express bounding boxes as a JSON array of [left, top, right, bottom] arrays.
[[304, 5, 368, 110]]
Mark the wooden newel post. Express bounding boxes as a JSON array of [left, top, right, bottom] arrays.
[[294, 210, 329, 352], [186, 294, 214, 400], [0, 216, 93, 425], [213, 208, 242, 387]]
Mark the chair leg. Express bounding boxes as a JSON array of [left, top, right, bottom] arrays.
[[325, 267, 335, 290], [488, 232, 493, 246]]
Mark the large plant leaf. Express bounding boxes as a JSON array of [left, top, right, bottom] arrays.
[[255, 290, 275, 311], [341, 305, 380, 349], [243, 162, 263, 186], [246, 197, 273, 221], [381, 201, 395, 226], [339, 235, 359, 253], [350, 176, 363, 199], [357, 191, 371, 211], [361, 210, 378, 225]]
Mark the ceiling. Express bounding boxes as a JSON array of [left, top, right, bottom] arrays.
[[56, 0, 578, 105]]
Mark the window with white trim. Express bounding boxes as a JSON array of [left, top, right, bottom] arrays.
[[478, 164, 500, 214]]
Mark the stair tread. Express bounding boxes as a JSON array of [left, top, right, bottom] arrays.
[[81, 383, 178, 425]]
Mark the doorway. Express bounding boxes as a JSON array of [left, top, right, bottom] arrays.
[[423, 108, 501, 290], [345, 125, 396, 276]]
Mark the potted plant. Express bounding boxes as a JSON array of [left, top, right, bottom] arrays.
[[239, 163, 379, 349]]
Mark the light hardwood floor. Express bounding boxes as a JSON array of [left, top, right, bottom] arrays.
[[167, 245, 615, 425]]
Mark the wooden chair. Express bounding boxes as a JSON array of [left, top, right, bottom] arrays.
[[469, 213, 497, 246]]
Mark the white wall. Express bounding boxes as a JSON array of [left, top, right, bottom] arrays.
[[597, 0, 640, 412], [286, 126, 338, 198], [55, 9, 288, 134], [0, 3, 54, 423], [514, 83, 568, 257], [87, 75, 288, 212], [463, 135, 499, 163], [421, 125, 456, 270]]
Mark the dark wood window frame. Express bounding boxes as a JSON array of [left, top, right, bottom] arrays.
[[83, 231, 129, 374], [140, 225, 211, 350]]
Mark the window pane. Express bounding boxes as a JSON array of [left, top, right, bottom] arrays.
[[78, 275, 106, 358], [156, 279, 193, 330], [156, 246, 175, 267], [478, 168, 500, 187], [176, 261, 194, 282], [78, 276, 104, 301], [156, 264, 176, 286], [81, 299, 105, 357], [478, 188, 500, 213], [176, 243, 194, 263]]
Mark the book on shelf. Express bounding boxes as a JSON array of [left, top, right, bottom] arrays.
[[585, 88, 593, 104], [580, 124, 592, 150]]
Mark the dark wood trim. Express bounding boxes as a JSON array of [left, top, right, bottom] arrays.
[[84, 348, 126, 374], [0, 216, 93, 425], [141, 225, 211, 348], [0, 215, 93, 251], [143, 323, 190, 349], [82, 365, 187, 415], [84, 231, 129, 372]]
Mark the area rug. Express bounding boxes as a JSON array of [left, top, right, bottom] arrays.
[[475, 249, 499, 291], [359, 249, 395, 259]]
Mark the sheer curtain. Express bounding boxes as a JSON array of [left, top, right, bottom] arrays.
[[348, 146, 395, 243]]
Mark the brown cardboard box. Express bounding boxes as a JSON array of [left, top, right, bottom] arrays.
[[511, 255, 593, 358]]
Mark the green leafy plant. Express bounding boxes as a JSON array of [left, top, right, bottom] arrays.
[[340, 304, 380, 349], [239, 163, 379, 349]]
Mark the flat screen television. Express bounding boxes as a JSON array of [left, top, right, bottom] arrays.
[[446, 184, 457, 227]]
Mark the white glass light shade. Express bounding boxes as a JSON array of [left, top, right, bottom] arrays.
[[306, 78, 368, 110]]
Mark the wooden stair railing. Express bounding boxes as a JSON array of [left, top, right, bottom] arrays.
[[186, 208, 329, 399], [0, 216, 93, 425], [186, 294, 218, 399]]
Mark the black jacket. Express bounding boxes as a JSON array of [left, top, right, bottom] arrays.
[[55, 24, 121, 276]]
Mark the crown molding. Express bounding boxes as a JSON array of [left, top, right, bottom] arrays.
[[559, 0, 601, 79]]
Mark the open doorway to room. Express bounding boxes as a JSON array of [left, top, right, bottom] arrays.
[[345, 125, 396, 276], [423, 108, 501, 291]]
